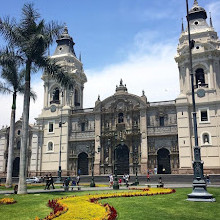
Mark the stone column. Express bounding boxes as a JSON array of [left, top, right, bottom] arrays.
[[186, 66, 190, 94], [29, 131, 39, 175], [44, 82, 49, 108], [209, 59, 214, 89], [140, 109, 148, 174], [109, 144, 112, 165]]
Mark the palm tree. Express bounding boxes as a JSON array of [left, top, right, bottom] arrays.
[[0, 3, 71, 194], [0, 48, 36, 188]]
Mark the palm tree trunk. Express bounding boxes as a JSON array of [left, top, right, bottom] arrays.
[[5, 92, 16, 188], [18, 61, 31, 194]]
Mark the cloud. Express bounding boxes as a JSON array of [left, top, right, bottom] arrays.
[[84, 30, 179, 108], [0, 80, 44, 127]]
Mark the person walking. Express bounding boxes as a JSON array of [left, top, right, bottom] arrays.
[[125, 174, 129, 187], [158, 177, 164, 188], [63, 178, 70, 191], [109, 174, 113, 188], [76, 175, 80, 186], [123, 174, 126, 183], [49, 174, 55, 189], [44, 174, 49, 190], [147, 173, 150, 182]]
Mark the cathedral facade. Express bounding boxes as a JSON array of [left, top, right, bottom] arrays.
[[0, 1, 220, 177]]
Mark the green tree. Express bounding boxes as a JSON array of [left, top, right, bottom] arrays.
[[0, 48, 36, 188], [0, 3, 71, 194]]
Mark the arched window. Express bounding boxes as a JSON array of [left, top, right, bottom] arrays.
[[74, 89, 80, 106], [52, 87, 60, 103], [48, 142, 54, 152], [195, 68, 206, 88], [202, 132, 211, 145], [118, 113, 124, 123]]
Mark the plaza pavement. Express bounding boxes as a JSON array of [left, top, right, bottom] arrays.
[[0, 182, 219, 195]]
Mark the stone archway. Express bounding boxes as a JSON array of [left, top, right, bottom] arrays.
[[157, 148, 171, 174], [115, 144, 129, 175], [12, 157, 20, 177], [78, 152, 88, 175]]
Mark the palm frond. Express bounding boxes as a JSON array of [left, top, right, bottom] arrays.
[[21, 3, 40, 30], [30, 89, 37, 102], [0, 16, 19, 47], [44, 21, 63, 45], [0, 81, 13, 94], [18, 84, 37, 102]]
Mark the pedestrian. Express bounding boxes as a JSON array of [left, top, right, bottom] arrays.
[[109, 174, 113, 187], [14, 185, 18, 194], [49, 174, 55, 189], [63, 178, 70, 191], [206, 174, 211, 184], [76, 175, 80, 186], [125, 174, 129, 187], [147, 173, 150, 182], [44, 174, 49, 190], [71, 179, 76, 186], [118, 178, 122, 186], [158, 177, 164, 188], [78, 169, 81, 176], [123, 174, 126, 183]]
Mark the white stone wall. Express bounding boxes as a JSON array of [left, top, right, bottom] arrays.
[[0, 133, 7, 174]]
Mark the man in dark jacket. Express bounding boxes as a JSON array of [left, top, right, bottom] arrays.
[[49, 174, 55, 189]]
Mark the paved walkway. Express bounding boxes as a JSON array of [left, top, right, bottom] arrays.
[[0, 183, 219, 195]]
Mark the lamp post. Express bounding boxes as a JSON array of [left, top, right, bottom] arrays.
[[90, 150, 95, 187], [88, 144, 100, 187], [185, 0, 215, 202], [134, 146, 139, 186], [56, 91, 65, 183], [112, 138, 123, 190], [113, 144, 119, 190]]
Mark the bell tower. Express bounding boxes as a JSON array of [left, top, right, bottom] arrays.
[[31, 27, 87, 176], [175, 0, 220, 97], [42, 26, 87, 112], [175, 0, 220, 173]]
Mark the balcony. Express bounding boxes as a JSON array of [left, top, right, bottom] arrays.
[[194, 83, 208, 89], [50, 100, 60, 104], [147, 125, 177, 136]]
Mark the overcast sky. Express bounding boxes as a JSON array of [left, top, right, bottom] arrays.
[[0, 0, 220, 127]]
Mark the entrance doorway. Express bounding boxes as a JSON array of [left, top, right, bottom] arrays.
[[78, 152, 88, 175], [157, 148, 171, 174], [115, 144, 129, 175], [12, 157, 20, 177]]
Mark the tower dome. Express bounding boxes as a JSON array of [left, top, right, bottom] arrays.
[[53, 26, 76, 56], [188, 0, 207, 21]]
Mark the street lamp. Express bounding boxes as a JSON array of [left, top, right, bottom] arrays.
[[88, 144, 100, 187], [185, 0, 215, 202], [113, 138, 124, 190], [56, 91, 65, 183], [133, 146, 139, 186], [113, 144, 119, 190]]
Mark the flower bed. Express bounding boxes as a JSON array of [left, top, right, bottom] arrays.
[[36, 188, 175, 220], [35, 199, 68, 220], [0, 198, 16, 205]]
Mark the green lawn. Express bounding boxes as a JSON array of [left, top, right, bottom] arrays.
[[102, 188, 220, 220], [0, 188, 219, 220]]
